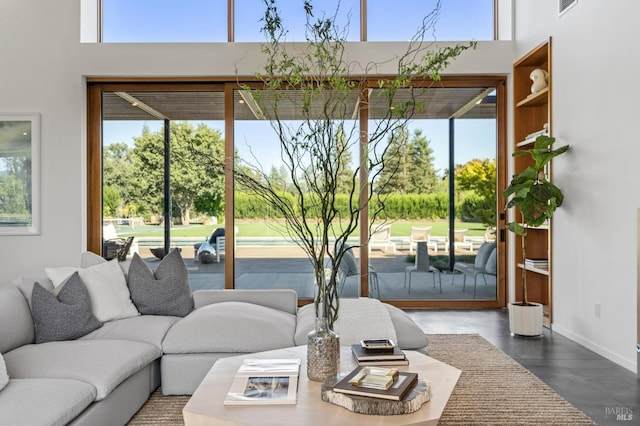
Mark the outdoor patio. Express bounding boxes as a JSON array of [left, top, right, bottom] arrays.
[[137, 245, 497, 301]]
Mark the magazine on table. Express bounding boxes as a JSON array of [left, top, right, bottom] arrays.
[[223, 358, 301, 405]]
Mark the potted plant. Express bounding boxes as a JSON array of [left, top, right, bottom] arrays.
[[503, 134, 569, 336]]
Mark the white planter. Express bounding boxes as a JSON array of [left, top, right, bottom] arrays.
[[508, 302, 543, 336]]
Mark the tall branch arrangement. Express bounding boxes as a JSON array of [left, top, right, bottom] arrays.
[[203, 0, 475, 326]]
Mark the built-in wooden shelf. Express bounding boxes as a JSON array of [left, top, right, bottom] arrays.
[[512, 38, 553, 328], [516, 133, 549, 147], [517, 263, 550, 276], [516, 87, 549, 108]]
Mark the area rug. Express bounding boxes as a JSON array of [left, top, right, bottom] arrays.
[[127, 334, 595, 425]]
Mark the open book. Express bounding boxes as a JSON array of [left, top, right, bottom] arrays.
[[223, 359, 301, 405]]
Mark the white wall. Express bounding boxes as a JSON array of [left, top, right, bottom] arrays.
[[2, 0, 634, 373], [514, 0, 639, 373]]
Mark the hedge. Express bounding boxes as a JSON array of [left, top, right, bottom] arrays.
[[234, 191, 476, 220]]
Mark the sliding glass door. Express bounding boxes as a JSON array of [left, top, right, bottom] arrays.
[[97, 87, 226, 292], [88, 78, 506, 308]]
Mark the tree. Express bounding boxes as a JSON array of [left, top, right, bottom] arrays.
[[376, 127, 412, 194], [334, 124, 355, 194], [408, 129, 439, 192], [376, 128, 438, 195], [268, 165, 290, 193], [0, 174, 29, 216], [103, 142, 135, 215], [1, 156, 31, 214], [102, 185, 121, 217], [456, 158, 496, 225], [131, 122, 225, 225]]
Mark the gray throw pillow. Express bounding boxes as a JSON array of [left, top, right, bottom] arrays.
[[127, 250, 193, 316], [31, 272, 102, 344]]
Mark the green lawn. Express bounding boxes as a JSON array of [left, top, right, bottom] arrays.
[[115, 220, 487, 239]]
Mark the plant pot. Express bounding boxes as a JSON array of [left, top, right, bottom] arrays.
[[508, 302, 543, 336]]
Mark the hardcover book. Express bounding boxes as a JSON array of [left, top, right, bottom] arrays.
[[223, 359, 301, 405], [332, 366, 418, 401], [351, 344, 407, 361], [355, 357, 409, 366]]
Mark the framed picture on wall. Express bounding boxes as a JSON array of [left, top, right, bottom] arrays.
[[0, 113, 40, 235]]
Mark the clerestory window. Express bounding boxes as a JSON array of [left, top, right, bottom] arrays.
[[99, 0, 495, 43]]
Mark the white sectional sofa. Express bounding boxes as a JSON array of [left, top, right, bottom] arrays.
[[0, 251, 428, 426]]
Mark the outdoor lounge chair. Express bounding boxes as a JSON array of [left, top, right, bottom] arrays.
[[368, 224, 396, 254], [194, 227, 225, 263], [194, 226, 238, 263], [102, 223, 138, 261], [444, 228, 474, 253], [409, 226, 438, 254]]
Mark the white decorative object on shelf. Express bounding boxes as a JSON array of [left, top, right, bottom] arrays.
[[530, 68, 549, 94]]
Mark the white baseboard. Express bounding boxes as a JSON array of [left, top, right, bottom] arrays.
[[552, 324, 637, 374]]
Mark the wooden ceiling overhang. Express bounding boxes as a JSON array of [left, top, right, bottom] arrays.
[[101, 81, 497, 122]]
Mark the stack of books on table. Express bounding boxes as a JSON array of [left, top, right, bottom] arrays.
[[525, 258, 549, 270], [351, 340, 409, 366], [332, 366, 418, 401], [223, 358, 301, 405]]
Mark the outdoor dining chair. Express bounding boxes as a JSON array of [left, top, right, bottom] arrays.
[[405, 241, 441, 293]]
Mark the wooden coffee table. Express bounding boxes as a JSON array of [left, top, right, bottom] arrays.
[[183, 346, 460, 426]]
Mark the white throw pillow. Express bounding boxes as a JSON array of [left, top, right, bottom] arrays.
[[0, 353, 9, 392], [45, 259, 139, 322]]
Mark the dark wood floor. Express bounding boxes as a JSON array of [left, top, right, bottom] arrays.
[[406, 309, 639, 426]]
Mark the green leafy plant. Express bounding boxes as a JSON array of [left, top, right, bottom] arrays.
[[503, 135, 569, 305]]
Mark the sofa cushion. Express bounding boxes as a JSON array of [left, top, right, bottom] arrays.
[[0, 378, 96, 426], [4, 339, 160, 401], [294, 300, 428, 350], [81, 314, 180, 350], [383, 304, 429, 350], [81, 250, 131, 278], [163, 301, 296, 354], [192, 289, 298, 314], [127, 250, 193, 316], [31, 273, 103, 344], [12, 275, 54, 309], [294, 299, 399, 347], [0, 353, 8, 392], [45, 259, 139, 322], [81, 250, 106, 268], [0, 286, 34, 353]]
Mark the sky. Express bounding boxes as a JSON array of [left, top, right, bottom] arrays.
[[102, 0, 494, 42], [101, 0, 496, 175]]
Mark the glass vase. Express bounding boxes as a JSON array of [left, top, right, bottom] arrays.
[[307, 316, 339, 382]]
